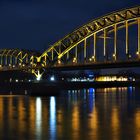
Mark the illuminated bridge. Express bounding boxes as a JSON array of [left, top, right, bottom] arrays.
[[0, 6, 140, 79]]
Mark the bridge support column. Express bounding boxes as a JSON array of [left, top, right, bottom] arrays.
[[19, 52, 23, 65], [31, 56, 34, 67], [113, 24, 117, 61], [26, 55, 28, 64], [125, 21, 129, 59], [67, 52, 69, 60], [42, 55, 47, 66], [84, 39, 87, 62], [93, 33, 96, 62], [75, 46, 77, 63], [137, 18, 140, 59], [10, 56, 12, 65], [51, 49, 54, 61], [5, 56, 8, 65], [15, 57, 17, 65], [104, 29, 107, 61]]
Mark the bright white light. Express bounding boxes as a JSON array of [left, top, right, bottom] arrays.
[[50, 75, 55, 81], [9, 78, 12, 82], [36, 98, 42, 138], [15, 79, 18, 82], [58, 60, 61, 64], [36, 98, 42, 119], [36, 75, 41, 81], [62, 77, 64, 80]]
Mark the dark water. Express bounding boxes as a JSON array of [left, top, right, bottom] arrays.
[[0, 87, 140, 140]]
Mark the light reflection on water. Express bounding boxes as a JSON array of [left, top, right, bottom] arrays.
[[36, 98, 42, 139], [50, 97, 56, 140], [0, 87, 140, 139]]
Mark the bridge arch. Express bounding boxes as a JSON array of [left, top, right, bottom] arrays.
[[41, 6, 140, 66]]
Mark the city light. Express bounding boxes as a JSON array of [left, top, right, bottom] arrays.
[[36, 74, 42, 81], [71, 77, 94, 82], [58, 59, 61, 64], [89, 58, 92, 62], [89, 56, 95, 62], [113, 54, 116, 57], [73, 57, 77, 63], [96, 76, 130, 81], [50, 75, 55, 81]]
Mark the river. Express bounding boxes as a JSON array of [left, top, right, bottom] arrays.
[[0, 87, 140, 140]]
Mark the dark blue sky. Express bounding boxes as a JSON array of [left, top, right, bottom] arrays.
[[0, 0, 139, 52]]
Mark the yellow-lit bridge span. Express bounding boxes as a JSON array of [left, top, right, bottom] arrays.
[[0, 6, 140, 79]]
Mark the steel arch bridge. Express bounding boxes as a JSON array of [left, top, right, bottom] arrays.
[[1, 6, 140, 79]]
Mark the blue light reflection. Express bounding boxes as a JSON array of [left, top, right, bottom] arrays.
[[50, 97, 56, 140]]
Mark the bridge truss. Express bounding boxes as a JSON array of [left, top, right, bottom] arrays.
[[0, 6, 140, 79]]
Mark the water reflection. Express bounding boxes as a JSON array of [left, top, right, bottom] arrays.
[[0, 87, 140, 139], [36, 98, 42, 139], [135, 110, 140, 140], [111, 107, 120, 140], [50, 97, 56, 140]]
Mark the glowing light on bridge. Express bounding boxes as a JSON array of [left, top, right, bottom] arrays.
[[73, 57, 77, 63], [36, 71, 42, 81], [58, 59, 61, 64], [36, 75, 42, 81]]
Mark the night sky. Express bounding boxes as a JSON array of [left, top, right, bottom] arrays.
[[0, 0, 139, 52]]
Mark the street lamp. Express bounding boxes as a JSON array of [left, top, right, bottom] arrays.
[[112, 53, 116, 61], [50, 75, 55, 81], [89, 56, 95, 62], [58, 59, 61, 64], [136, 51, 140, 59], [73, 57, 77, 63]]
